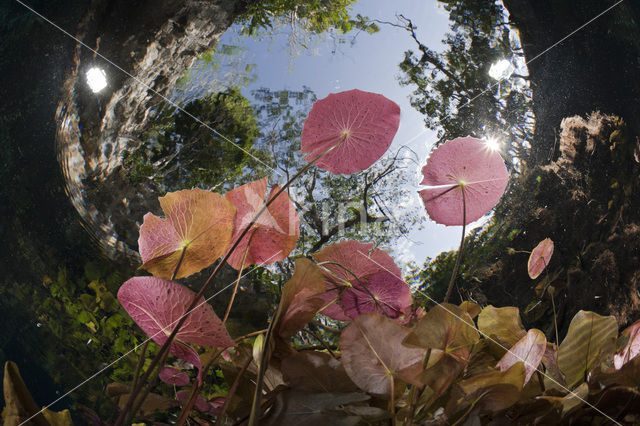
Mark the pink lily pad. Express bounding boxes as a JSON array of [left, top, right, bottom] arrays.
[[138, 188, 235, 279], [158, 366, 190, 386], [300, 89, 401, 174], [209, 397, 225, 415], [418, 136, 509, 226], [224, 177, 300, 270], [496, 329, 547, 385], [614, 319, 640, 369], [528, 238, 554, 279], [118, 277, 235, 367], [312, 240, 403, 321], [338, 271, 412, 319], [176, 390, 209, 412]]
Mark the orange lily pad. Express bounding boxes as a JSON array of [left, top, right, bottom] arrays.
[[138, 189, 235, 279]]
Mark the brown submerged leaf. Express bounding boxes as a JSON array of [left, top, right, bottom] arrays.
[[281, 351, 358, 393], [277, 258, 325, 339], [477, 305, 526, 352], [339, 312, 425, 396], [557, 310, 617, 389], [261, 390, 370, 426], [455, 362, 526, 414], [3, 361, 73, 426], [403, 303, 479, 397]]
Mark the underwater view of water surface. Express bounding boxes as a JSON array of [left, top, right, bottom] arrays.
[[2, 0, 640, 424]]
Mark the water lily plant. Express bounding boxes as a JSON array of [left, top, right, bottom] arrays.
[[419, 136, 509, 302], [104, 89, 640, 426]]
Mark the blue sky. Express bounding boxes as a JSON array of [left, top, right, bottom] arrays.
[[180, 0, 491, 266]]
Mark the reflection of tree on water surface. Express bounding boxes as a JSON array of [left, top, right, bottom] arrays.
[[56, 0, 243, 262], [1, 0, 282, 417], [3, 0, 377, 418]]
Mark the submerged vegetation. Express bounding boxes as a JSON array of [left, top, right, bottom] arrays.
[[8, 89, 640, 425], [3, 0, 640, 425]]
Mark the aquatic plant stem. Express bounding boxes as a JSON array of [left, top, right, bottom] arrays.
[[171, 246, 188, 280], [541, 258, 559, 345], [550, 291, 559, 345], [407, 347, 431, 425], [129, 340, 149, 401], [175, 384, 200, 426], [444, 188, 467, 303], [305, 327, 337, 359], [214, 355, 253, 426], [124, 347, 170, 425], [175, 327, 267, 426], [235, 328, 268, 342], [116, 247, 187, 425], [406, 385, 419, 426], [116, 139, 342, 426], [222, 241, 251, 324], [390, 375, 396, 426], [248, 299, 282, 426]]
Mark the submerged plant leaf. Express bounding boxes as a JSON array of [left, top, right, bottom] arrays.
[[224, 177, 299, 269], [262, 390, 370, 426], [460, 300, 482, 319], [209, 397, 225, 415], [477, 305, 527, 350], [557, 310, 617, 388], [338, 271, 412, 319], [528, 238, 554, 279], [456, 362, 526, 414], [496, 329, 546, 385], [277, 258, 325, 339], [300, 89, 400, 174], [312, 240, 403, 321], [281, 351, 358, 393], [593, 354, 640, 387], [138, 188, 235, 278], [3, 361, 74, 426], [107, 383, 179, 416], [158, 366, 190, 386], [614, 319, 640, 369], [538, 382, 589, 416], [176, 390, 210, 412], [404, 303, 479, 397], [118, 277, 234, 367], [404, 303, 479, 363], [419, 136, 509, 226], [339, 312, 425, 396]]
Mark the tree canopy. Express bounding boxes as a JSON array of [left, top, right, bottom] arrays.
[[123, 88, 266, 192], [396, 0, 533, 170]]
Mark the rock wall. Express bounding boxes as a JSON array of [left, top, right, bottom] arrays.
[[467, 112, 640, 333], [56, 0, 244, 261]]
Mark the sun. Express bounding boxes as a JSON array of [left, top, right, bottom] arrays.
[[86, 67, 107, 93], [484, 137, 501, 152]]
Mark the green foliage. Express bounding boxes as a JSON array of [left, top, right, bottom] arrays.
[[397, 0, 533, 168], [175, 43, 257, 95], [412, 218, 516, 304], [123, 88, 266, 192], [238, 0, 377, 36], [40, 265, 141, 380]]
